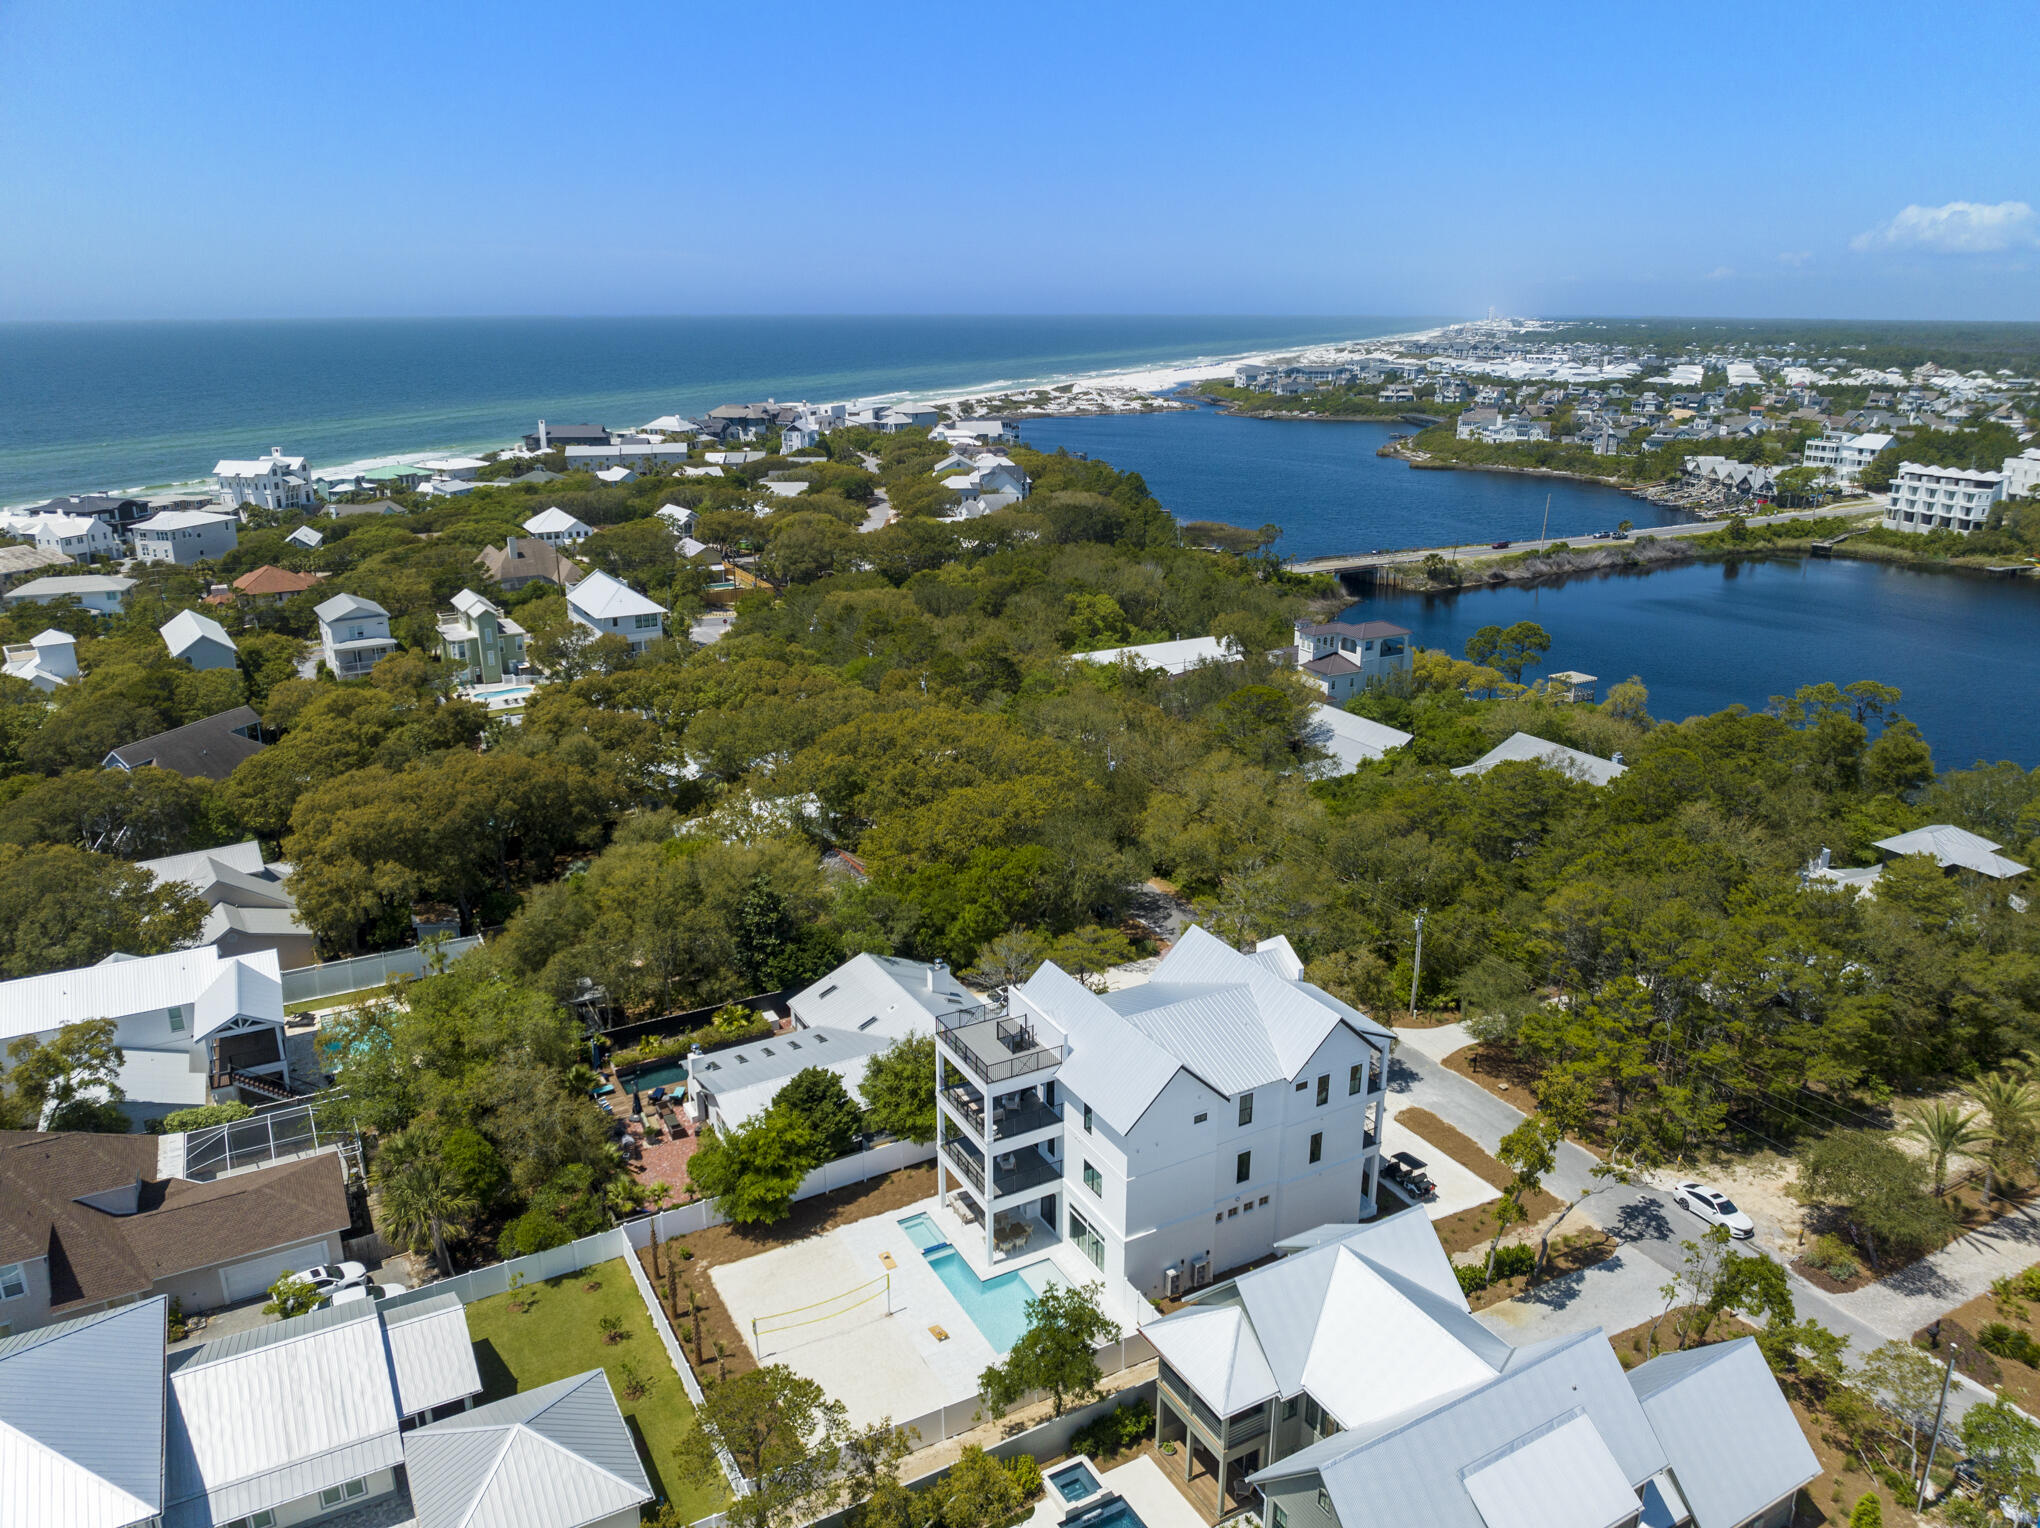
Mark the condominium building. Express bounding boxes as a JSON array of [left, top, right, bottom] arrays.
[[1882, 461, 2007, 534], [2002, 446, 2040, 499], [932, 926, 1390, 1300], [1801, 430, 1892, 483]]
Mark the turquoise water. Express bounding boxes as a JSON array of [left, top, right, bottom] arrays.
[[898, 1212, 1045, 1353], [1062, 1495, 1150, 1528], [620, 1060, 688, 1093], [1051, 1462, 1102, 1503], [0, 316, 1426, 502]]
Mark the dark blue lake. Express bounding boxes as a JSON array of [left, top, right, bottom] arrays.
[[1020, 407, 2040, 768]]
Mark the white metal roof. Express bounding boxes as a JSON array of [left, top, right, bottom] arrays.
[[1306, 704, 1413, 776], [1876, 823, 2029, 879], [522, 507, 591, 535], [165, 1302, 404, 1528], [136, 510, 235, 533], [1143, 1303, 1278, 1415], [381, 1294, 484, 1419], [159, 609, 236, 658], [404, 1370, 653, 1528], [1071, 635, 1236, 675], [0, 1298, 167, 1528], [566, 569, 666, 621], [0, 946, 279, 1043], [314, 591, 388, 622], [1459, 1411, 1640, 1528], [5, 574, 135, 597], [1451, 732, 1627, 786], [137, 840, 268, 891], [1627, 1338, 1819, 1528], [790, 952, 980, 1039]]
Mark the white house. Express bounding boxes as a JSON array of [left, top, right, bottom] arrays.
[[1452, 731, 1627, 786], [1, 572, 136, 613], [132, 509, 238, 565], [655, 502, 698, 536], [1138, 1213, 1817, 1528], [1291, 618, 1412, 703], [1809, 823, 2030, 895], [416, 455, 487, 480], [314, 592, 398, 678], [285, 523, 325, 550], [565, 570, 667, 653], [1801, 430, 1892, 483], [159, 609, 239, 671], [594, 465, 637, 485], [933, 926, 1391, 1298], [523, 507, 594, 546], [1, 628, 80, 691], [0, 945, 293, 1123], [214, 448, 315, 512], [139, 838, 316, 971], [2003, 446, 2040, 499], [1304, 704, 1413, 777], [1882, 461, 2007, 534], [1073, 636, 1239, 676], [31, 512, 122, 560]]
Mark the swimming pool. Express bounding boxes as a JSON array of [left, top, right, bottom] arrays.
[[1060, 1493, 1148, 1528], [618, 1059, 688, 1093], [898, 1212, 1048, 1353], [1050, 1461, 1101, 1503]]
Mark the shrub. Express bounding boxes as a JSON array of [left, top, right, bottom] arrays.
[[1810, 1234, 1861, 1281], [1976, 1322, 2040, 1367], [1454, 1262, 1490, 1296], [1006, 1455, 1043, 1501], [159, 1101, 255, 1133], [598, 1314, 628, 1345], [1491, 1245, 1536, 1281], [1069, 1401, 1154, 1459], [1848, 1492, 1883, 1528]]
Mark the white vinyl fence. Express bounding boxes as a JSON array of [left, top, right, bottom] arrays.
[[894, 1331, 1155, 1450]]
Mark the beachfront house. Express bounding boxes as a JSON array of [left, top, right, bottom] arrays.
[[932, 925, 1390, 1299], [1, 629, 80, 692], [565, 570, 666, 653], [1882, 462, 2008, 534], [159, 609, 238, 671], [523, 506, 594, 546], [1139, 1213, 1816, 1526], [476, 534, 584, 592], [523, 420, 611, 451], [2003, 447, 2040, 499], [315, 591, 398, 678], [1290, 618, 1412, 703], [437, 588, 527, 684], [214, 447, 315, 513], [132, 509, 238, 565]]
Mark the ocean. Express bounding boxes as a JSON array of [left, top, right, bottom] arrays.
[[0, 315, 1427, 504]]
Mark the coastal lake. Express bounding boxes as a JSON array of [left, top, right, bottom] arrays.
[[1023, 406, 2040, 767]]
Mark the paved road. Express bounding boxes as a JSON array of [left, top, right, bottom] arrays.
[[1288, 499, 1880, 575]]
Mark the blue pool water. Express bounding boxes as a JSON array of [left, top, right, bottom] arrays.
[[619, 1060, 688, 1093], [1061, 1494, 1148, 1528], [1051, 1462, 1102, 1503], [897, 1213, 1044, 1353]]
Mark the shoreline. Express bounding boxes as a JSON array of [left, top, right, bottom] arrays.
[[7, 322, 1451, 508]]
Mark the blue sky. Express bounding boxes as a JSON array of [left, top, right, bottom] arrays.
[[2, 0, 2035, 321]]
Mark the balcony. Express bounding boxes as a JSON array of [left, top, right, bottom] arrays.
[[942, 1135, 1063, 1203], [937, 998, 1063, 1085], [943, 1085, 1063, 1142]]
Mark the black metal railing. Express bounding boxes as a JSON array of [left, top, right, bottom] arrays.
[[994, 1098, 1063, 1140], [941, 1137, 985, 1194]]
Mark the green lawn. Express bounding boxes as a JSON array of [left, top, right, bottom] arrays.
[[462, 1258, 725, 1520]]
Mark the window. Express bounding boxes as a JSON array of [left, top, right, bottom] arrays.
[[1083, 1103, 1093, 1133], [1193, 1112, 1208, 1124], [1273, 1506, 1289, 1528], [0, 1263, 25, 1300], [1315, 1074, 1329, 1106], [167, 1005, 185, 1033], [1349, 1063, 1364, 1095], [1294, 1080, 1307, 1092], [225, 1513, 277, 1528], [319, 1479, 369, 1508], [1068, 1207, 1105, 1270], [1309, 1132, 1323, 1164], [1236, 1151, 1251, 1184], [1237, 1094, 1253, 1127], [1304, 1397, 1321, 1429], [1318, 1489, 1334, 1516], [1259, 1195, 1269, 1207], [1283, 1397, 1299, 1420], [1083, 1161, 1102, 1197]]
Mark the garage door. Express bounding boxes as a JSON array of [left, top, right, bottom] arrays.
[[220, 1240, 332, 1304]]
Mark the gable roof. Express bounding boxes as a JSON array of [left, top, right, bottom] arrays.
[[566, 569, 665, 621], [522, 507, 591, 535], [1876, 823, 2029, 879], [404, 1370, 653, 1528], [1307, 704, 1413, 775], [475, 538, 584, 587], [789, 952, 976, 1039], [1627, 1338, 1818, 1528], [159, 609, 236, 659], [313, 592, 388, 623], [381, 1293, 486, 1420], [232, 565, 324, 598], [104, 706, 264, 781], [1451, 731, 1627, 787]]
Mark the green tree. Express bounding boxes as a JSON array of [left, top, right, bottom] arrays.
[[938, 1447, 1024, 1528], [264, 1272, 322, 1318], [1465, 621, 1551, 682], [1796, 1130, 1953, 1271], [687, 1111, 821, 1224], [978, 1281, 1119, 1418], [1855, 1341, 1944, 1491], [1963, 1070, 2040, 1204], [775, 1067, 864, 1161], [1861, 718, 1934, 797], [859, 1034, 938, 1144], [1899, 1099, 1983, 1196], [5, 1017, 124, 1130], [0, 843, 207, 978], [1488, 1115, 1558, 1277], [1960, 1396, 2040, 1502], [674, 1364, 849, 1528], [376, 1143, 479, 1277], [1846, 1493, 1881, 1528]]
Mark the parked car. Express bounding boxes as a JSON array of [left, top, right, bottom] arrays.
[[298, 1261, 370, 1295], [1490, 540, 1512, 549], [1671, 1182, 1754, 1239], [331, 1280, 409, 1306]]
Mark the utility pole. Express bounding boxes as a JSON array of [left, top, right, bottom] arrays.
[[1408, 909, 1427, 1023], [1918, 1320, 1957, 1513], [1538, 491, 1552, 548]]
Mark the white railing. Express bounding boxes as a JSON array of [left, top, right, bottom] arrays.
[[280, 936, 485, 1005]]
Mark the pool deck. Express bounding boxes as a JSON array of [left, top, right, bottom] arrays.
[[708, 1193, 1102, 1429], [1021, 1456, 1208, 1528]]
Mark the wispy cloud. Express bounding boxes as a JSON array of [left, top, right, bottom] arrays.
[[1704, 265, 1735, 280], [1777, 250, 1814, 267], [1851, 200, 2037, 253]]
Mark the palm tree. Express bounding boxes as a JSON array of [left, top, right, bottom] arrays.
[[378, 1154, 477, 1277], [1902, 1099, 1986, 1196], [1964, 1072, 2040, 1205]]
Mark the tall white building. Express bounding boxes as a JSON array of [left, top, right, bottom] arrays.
[[1882, 461, 2008, 534], [131, 509, 239, 564], [2002, 447, 2040, 499], [1800, 430, 1892, 483], [565, 570, 667, 653], [932, 927, 1390, 1299], [214, 448, 315, 512]]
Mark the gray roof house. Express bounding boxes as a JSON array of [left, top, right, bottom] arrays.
[[137, 838, 317, 970], [159, 609, 239, 671], [1451, 731, 1627, 787], [104, 706, 266, 781]]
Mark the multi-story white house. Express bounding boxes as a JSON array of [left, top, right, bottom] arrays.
[[2002, 446, 2040, 499], [1, 629, 80, 691], [523, 507, 594, 546], [1801, 430, 1892, 483], [437, 588, 527, 684], [315, 591, 398, 678], [565, 570, 667, 653], [214, 448, 315, 512], [131, 509, 238, 564], [1290, 618, 1412, 703], [1882, 461, 2007, 534], [932, 927, 1390, 1300], [30, 512, 121, 560]]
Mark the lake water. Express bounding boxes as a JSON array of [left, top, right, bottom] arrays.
[[1022, 401, 1680, 560], [1020, 407, 2040, 768], [0, 315, 1427, 504]]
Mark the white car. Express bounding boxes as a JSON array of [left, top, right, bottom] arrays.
[[1671, 1182, 1755, 1239], [330, 1280, 408, 1306], [298, 1261, 370, 1295]]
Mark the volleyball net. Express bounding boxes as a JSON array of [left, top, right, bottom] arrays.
[[750, 1273, 892, 1353]]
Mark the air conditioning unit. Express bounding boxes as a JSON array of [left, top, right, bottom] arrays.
[[1164, 1267, 1182, 1299], [1191, 1257, 1211, 1288]]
